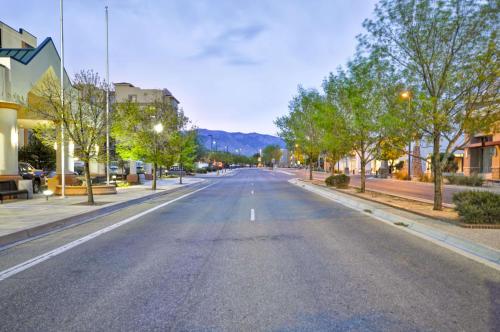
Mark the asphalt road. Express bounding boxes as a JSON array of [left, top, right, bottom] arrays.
[[0, 169, 498, 331], [286, 169, 471, 204]]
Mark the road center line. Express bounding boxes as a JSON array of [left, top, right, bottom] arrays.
[[250, 209, 255, 221], [0, 183, 215, 282]]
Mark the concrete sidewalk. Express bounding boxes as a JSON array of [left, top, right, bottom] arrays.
[[290, 179, 500, 270], [282, 168, 500, 205], [0, 177, 205, 247]]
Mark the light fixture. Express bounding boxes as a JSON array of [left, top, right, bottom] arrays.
[[154, 123, 163, 133], [43, 190, 54, 201]]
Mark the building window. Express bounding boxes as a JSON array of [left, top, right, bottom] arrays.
[[128, 94, 137, 102]]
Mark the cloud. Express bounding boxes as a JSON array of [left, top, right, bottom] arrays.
[[191, 24, 266, 65]]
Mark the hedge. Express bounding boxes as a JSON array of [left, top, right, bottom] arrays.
[[446, 174, 484, 187], [325, 174, 350, 189], [452, 191, 500, 224]]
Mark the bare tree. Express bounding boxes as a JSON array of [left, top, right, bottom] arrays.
[[29, 70, 107, 204]]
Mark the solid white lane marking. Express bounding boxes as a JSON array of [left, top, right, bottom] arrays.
[[250, 209, 255, 221], [0, 183, 215, 282]]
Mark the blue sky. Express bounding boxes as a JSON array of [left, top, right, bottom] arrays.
[[3, 0, 377, 135]]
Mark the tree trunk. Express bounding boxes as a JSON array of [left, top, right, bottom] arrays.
[[152, 162, 157, 190], [432, 134, 443, 210], [84, 161, 94, 205], [179, 162, 183, 184], [309, 157, 313, 180], [360, 159, 366, 193], [407, 140, 412, 180]]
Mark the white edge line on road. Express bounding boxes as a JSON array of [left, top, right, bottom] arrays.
[[289, 179, 500, 272], [0, 183, 215, 282], [250, 209, 255, 221]]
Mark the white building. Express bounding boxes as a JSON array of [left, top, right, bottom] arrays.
[[0, 21, 74, 184]]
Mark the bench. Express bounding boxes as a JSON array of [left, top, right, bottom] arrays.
[[0, 180, 29, 203]]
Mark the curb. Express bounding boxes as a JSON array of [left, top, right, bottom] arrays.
[[0, 181, 207, 248], [289, 178, 500, 271]]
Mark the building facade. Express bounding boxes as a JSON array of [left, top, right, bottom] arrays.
[[0, 22, 74, 183], [113, 82, 180, 183], [463, 122, 500, 180]]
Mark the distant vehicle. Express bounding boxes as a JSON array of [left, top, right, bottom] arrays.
[[18, 162, 46, 193], [74, 161, 84, 175], [46, 170, 79, 179]]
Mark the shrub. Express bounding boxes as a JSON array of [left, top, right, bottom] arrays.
[[325, 174, 350, 189], [394, 171, 409, 180], [419, 173, 433, 183], [446, 174, 484, 187], [452, 191, 500, 224], [196, 168, 207, 174]]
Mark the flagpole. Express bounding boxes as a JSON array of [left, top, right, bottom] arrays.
[[105, 6, 110, 185], [60, 0, 65, 198]]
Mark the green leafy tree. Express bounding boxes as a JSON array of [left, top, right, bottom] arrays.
[[276, 87, 323, 180], [169, 129, 198, 184], [112, 99, 188, 190], [18, 131, 56, 170], [363, 0, 499, 209], [261, 144, 283, 167], [329, 56, 389, 192], [321, 76, 353, 174]]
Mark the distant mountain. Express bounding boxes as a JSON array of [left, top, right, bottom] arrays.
[[196, 129, 285, 156]]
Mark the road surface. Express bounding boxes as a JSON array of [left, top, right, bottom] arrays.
[[0, 169, 498, 331]]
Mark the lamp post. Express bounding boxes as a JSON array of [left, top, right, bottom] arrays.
[[401, 91, 412, 180], [60, 0, 65, 198], [152, 123, 163, 190], [105, 6, 110, 185]]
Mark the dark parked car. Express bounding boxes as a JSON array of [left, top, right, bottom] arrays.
[[18, 162, 46, 193]]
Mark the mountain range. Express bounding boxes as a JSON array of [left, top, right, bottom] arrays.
[[196, 129, 285, 156]]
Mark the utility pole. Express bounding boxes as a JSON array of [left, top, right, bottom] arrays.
[[60, 0, 65, 198], [105, 6, 110, 185]]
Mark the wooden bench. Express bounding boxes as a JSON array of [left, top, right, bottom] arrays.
[[0, 180, 29, 203]]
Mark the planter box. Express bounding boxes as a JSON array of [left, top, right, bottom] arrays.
[[55, 185, 117, 196]]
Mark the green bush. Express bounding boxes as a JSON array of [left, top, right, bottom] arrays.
[[325, 174, 350, 189], [196, 168, 208, 174], [446, 174, 484, 187], [419, 173, 433, 183], [452, 191, 500, 224]]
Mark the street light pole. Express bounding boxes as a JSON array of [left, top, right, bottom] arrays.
[[105, 6, 110, 185], [60, 0, 65, 198], [402, 91, 412, 180], [152, 123, 163, 190]]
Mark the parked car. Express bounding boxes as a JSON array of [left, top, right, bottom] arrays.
[[18, 162, 46, 193]]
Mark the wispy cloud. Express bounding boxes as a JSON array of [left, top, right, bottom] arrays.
[[192, 24, 266, 65]]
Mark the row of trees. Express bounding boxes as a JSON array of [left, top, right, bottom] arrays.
[[28, 70, 197, 204], [276, 0, 499, 210]]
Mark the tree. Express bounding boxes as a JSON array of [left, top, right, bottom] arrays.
[[112, 99, 188, 190], [28, 70, 107, 204], [169, 129, 198, 184], [261, 144, 282, 167], [363, 0, 499, 209], [18, 131, 56, 170], [276, 87, 323, 180], [328, 56, 389, 192], [321, 76, 353, 174]]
